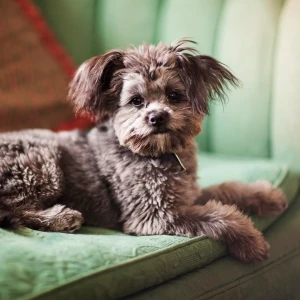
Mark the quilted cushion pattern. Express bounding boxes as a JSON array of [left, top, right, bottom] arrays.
[[0, 154, 298, 300]]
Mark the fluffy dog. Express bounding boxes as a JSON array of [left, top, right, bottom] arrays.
[[0, 39, 287, 263]]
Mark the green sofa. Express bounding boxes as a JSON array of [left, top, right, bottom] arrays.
[[1, 0, 300, 299]]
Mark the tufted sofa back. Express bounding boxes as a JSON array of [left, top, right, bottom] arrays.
[[35, 0, 300, 173]]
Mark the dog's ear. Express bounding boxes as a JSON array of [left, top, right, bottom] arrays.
[[68, 50, 125, 121], [176, 51, 240, 115]]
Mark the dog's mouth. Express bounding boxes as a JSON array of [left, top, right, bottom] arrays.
[[152, 127, 170, 135]]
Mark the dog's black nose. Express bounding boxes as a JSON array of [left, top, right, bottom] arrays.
[[148, 111, 169, 126]]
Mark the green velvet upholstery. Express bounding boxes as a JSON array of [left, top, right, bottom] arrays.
[[34, 0, 300, 170], [272, 0, 300, 174], [128, 194, 300, 300], [6, 0, 300, 298], [1, 155, 299, 300]]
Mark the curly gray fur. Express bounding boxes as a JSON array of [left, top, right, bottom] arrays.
[[0, 40, 287, 263]]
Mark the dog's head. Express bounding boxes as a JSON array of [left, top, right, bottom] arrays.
[[69, 39, 239, 156]]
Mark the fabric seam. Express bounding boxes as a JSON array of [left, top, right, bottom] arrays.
[[195, 246, 300, 300], [30, 236, 211, 299]]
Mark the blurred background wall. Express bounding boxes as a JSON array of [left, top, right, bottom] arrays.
[[33, 0, 224, 64], [2, 0, 300, 169], [33, 0, 299, 160]]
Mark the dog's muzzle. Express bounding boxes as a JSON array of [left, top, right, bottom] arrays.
[[148, 110, 169, 126], [147, 110, 170, 134]]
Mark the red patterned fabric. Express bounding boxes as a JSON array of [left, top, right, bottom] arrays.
[[0, 0, 91, 131]]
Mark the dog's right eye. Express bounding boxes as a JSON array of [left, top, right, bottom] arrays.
[[130, 97, 144, 107]]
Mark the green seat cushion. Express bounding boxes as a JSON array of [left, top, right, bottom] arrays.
[[128, 193, 300, 300], [1, 154, 299, 300]]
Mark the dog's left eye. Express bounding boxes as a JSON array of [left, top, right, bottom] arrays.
[[130, 97, 144, 107], [167, 92, 182, 103]]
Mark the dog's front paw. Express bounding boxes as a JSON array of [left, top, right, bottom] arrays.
[[44, 205, 84, 233], [60, 208, 84, 233], [228, 230, 270, 263], [249, 181, 288, 216]]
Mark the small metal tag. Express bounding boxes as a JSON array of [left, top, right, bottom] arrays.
[[173, 153, 186, 171]]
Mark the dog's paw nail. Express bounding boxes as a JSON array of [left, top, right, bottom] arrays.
[[68, 224, 81, 232]]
